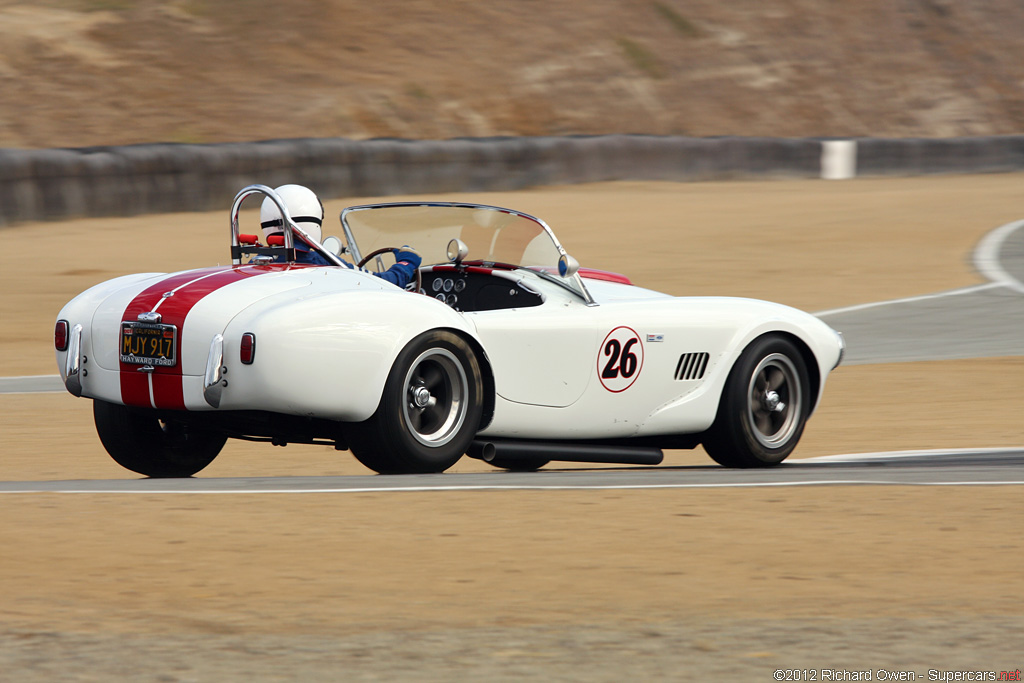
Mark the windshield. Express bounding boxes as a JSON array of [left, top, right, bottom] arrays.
[[340, 203, 592, 301]]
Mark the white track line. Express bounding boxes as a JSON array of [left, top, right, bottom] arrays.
[[974, 218, 1024, 294], [815, 218, 1024, 317], [800, 446, 1024, 462], [814, 283, 1001, 317], [1, 479, 1022, 494], [0, 375, 61, 380], [0, 375, 63, 393]]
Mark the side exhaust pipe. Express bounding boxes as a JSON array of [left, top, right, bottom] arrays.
[[469, 439, 663, 466]]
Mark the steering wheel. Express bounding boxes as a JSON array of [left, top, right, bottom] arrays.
[[357, 247, 422, 293]]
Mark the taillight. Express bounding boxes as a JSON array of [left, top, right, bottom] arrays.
[[240, 333, 256, 364], [55, 320, 69, 351]]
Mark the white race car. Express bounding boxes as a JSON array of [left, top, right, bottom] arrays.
[[55, 185, 844, 476]]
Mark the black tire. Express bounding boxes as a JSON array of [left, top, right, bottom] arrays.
[[702, 335, 811, 468], [93, 400, 226, 477], [348, 330, 484, 474], [485, 456, 550, 472]]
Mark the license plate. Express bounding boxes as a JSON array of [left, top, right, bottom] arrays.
[[120, 322, 178, 367]]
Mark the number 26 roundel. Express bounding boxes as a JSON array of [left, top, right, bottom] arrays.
[[597, 326, 644, 392]]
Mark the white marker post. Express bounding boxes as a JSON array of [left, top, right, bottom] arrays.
[[821, 139, 857, 180]]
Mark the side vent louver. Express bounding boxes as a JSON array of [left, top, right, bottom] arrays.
[[674, 352, 710, 381]]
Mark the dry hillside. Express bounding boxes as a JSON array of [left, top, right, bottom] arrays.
[[1, 0, 1023, 149]]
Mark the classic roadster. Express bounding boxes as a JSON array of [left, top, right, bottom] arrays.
[[55, 185, 844, 476]]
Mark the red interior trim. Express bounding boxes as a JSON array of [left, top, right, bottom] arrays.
[[578, 268, 633, 285]]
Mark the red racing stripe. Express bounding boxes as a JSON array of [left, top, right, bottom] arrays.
[[118, 264, 312, 409]]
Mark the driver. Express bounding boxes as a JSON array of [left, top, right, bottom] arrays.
[[260, 184, 421, 288]]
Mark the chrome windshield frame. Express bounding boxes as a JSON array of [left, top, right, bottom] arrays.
[[340, 202, 594, 304]]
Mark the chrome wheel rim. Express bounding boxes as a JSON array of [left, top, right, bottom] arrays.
[[746, 353, 802, 449], [402, 348, 468, 447]]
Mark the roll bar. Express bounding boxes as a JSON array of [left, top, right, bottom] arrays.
[[229, 184, 346, 267]]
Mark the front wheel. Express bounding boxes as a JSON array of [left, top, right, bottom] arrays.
[[702, 335, 811, 468], [348, 330, 485, 474], [93, 400, 226, 477]]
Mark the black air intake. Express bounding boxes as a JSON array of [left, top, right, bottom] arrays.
[[674, 352, 710, 380]]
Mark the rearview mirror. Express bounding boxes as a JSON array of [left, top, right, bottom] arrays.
[[447, 238, 469, 264], [322, 236, 344, 257], [558, 254, 579, 277]]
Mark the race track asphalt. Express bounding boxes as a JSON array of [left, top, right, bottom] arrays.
[[1, 448, 1023, 493], [816, 219, 1024, 364]]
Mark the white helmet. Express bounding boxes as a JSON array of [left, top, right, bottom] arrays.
[[260, 184, 324, 245]]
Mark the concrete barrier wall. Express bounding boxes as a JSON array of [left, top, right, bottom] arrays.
[[1, 134, 1023, 225]]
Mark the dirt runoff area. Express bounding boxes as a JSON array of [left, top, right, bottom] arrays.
[[2, 175, 1024, 680]]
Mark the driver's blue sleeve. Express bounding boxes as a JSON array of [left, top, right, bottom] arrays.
[[295, 249, 332, 266], [375, 261, 418, 288], [373, 246, 422, 288]]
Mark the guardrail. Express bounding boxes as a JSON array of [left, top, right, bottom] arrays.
[[2, 135, 1023, 225]]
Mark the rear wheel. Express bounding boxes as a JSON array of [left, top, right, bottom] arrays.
[[348, 330, 484, 474], [485, 456, 550, 472], [93, 400, 226, 477], [703, 335, 810, 468]]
